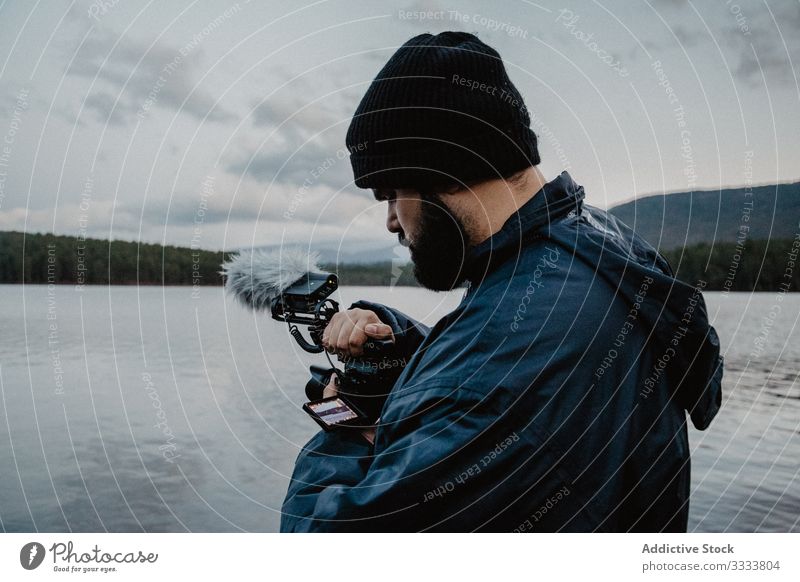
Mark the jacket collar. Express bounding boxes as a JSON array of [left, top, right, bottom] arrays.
[[464, 171, 585, 284]]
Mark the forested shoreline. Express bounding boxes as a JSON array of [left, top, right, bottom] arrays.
[[0, 230, 797, 291]]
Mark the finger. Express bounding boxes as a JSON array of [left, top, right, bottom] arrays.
[[364, 322, 395, 342], [323, 313, 343, 353], [347, 322, 368, 357], [336, 315, 354, 355], [360, 428, 376, 445], [322, 375, 338, 398]]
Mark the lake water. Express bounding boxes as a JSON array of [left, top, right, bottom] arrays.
[[0, 284, 797, 532]]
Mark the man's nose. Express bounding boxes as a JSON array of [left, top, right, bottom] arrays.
[[386, 202, 400, 234]]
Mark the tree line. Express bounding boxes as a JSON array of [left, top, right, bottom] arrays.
[[0, 230, 796, 291], [0, 231, 226, 286], [661, 238, 798, 292]]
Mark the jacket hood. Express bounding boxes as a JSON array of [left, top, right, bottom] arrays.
[[465, 171, 723, 430]]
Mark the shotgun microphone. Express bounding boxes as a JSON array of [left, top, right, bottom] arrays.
[[222, 248, 339, 353], [221, 248, 395, 429]]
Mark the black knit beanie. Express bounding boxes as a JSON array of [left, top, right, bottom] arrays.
[[346, 31, 540, 191]]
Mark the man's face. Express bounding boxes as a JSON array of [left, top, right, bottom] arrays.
[[374, 188, 472, 291]]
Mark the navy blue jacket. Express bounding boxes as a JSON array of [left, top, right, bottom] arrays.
[[281, 171, 723, 532]]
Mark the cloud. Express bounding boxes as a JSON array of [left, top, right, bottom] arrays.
[[730, 3, 800, 86], [99, 168, 382, 245], [251, 92, 342, 134], [226, 139, 355, 191], [226, 80, 357, 190], [0, 178, 387, 252], [67, 29, 235, 126], [82, 91, 132, 126], [0, 200, 133, 239], [672, 24, 703, 49], [646, 1, 800, 87]]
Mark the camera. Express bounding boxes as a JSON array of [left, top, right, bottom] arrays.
[[271, 270, 399, 430]]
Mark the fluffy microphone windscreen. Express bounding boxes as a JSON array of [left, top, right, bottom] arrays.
[[221, 247, 322, 310]]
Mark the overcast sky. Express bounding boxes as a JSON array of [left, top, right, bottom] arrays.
[[0, 0, 797, 253]]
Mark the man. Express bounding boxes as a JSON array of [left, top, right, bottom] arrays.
[[280, 31, 722, 532]]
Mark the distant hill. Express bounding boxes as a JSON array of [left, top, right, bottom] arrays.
[[251, 243, 409, 264], [608, 181, 800, 251]]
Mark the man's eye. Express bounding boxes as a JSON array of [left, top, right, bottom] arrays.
[[375, 189, 396, 201]]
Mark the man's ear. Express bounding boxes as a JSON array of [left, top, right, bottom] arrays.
[[439, 183, 466, 196]]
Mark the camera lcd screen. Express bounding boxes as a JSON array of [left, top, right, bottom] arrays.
[[307, 397, 359, 426]]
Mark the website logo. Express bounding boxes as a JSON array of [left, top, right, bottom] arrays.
[[20, 542, 46, 570]]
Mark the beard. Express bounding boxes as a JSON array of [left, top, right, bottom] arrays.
[[404, 194, 472, 291]]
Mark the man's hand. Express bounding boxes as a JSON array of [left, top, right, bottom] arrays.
[[321, 308, 394, 358], [320, 308, 391, 445]]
